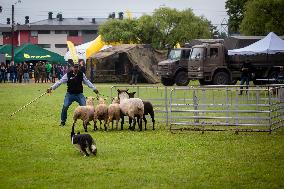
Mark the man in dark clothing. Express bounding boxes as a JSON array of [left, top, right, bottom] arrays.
[[10, 61, 17, 83], [277, 66, 284, 83], [239, 60, 252, 95], [47, 62, 99, 126], [79, 60, 86, 74], [130, 64, 139, 85]]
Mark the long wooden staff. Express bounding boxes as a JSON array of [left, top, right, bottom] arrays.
[[10, 91, 47, 117]]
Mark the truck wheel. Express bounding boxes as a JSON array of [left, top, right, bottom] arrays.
[[199, 79, 212, 85], [213, 72, 230, 85], [175, 71, 189, 86], [161, 77, 175, 86]]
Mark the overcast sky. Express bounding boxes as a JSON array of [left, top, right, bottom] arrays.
[[0, 0, 228, 30]]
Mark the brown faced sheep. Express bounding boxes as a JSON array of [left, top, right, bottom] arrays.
[[94, 97, 108, 131], [128, 92, 155, 130], [118, 89, 144, 131], [72, 96, 95, 132], [108, 97, 121, 130]]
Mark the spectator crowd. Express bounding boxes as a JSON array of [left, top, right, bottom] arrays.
[[0, 61, 70, 83]]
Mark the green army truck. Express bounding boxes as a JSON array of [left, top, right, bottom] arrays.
[[157, 48, 191, 86]]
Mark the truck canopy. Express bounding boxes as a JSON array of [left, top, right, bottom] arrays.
[[228, 32, 284, 55]]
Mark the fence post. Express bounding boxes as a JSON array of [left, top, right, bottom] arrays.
[[268, 86, 272, 134], [235, 88, 239, 134], [165, 87, 168, 127], [193, 90, 199, 124], [169, 88, 173, 131]]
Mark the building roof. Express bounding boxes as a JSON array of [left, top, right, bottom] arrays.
[[0, 23, 11, 32], [16, 17, 108, 31]]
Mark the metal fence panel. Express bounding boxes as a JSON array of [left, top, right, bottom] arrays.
[[170, 85, 284, 133], [109, 85, 284, 133]]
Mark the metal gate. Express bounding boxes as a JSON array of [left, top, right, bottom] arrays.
[[109, 85, 284, 133], [169, 85, 284, 133]]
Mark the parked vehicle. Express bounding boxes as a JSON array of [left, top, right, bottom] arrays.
[[157, 48, 191, 86], [158, 36, 284, 86], [188, 43, 284, 85]]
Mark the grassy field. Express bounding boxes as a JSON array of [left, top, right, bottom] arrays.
[[0, 82, 284, 189]]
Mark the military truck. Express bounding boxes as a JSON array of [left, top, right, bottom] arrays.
[[188, 42, 237, 85], [157, 48, 191, 86], [158, 36, 284, 86], [188, 42, 284, 85]]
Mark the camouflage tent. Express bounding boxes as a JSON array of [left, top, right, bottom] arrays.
[[90, 44, 166, 83]]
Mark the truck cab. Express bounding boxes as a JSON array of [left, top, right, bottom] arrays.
[[157, 48, 191, 86], [188, 43, 233, 85]]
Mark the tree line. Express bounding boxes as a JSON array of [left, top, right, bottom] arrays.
[[226, 0, 284, 35], [99, 1, 284, 49]]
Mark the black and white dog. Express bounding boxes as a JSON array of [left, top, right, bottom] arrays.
[[71, 126, 97, 156]]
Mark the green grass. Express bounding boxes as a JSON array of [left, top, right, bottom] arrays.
[[0, 83, 284, 189]]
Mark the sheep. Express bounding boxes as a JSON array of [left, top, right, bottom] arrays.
[[107, 97, 121, 130], [72, 96, 95, 132], [117, 89, 144, 131], [94, 97, 108, 131], [128, 92, 155, 130]]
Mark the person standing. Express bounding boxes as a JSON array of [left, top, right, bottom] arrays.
[[51, 64, 57, 83], [239, 60, 252, 95], [0, 62, 6, 83], [56, 65, 63, 80], [41, 62, 47, 83], [46, 62, 52, 82], [130, 64, 139, 85], [79, 60, 86, 74], [17, 63, 24, 83], [23, 62, 30, 83], [6, 63, 11, 82], [34, 63, 40, 83], [47, 62, 99, 126], [10, 61, 17, 83]]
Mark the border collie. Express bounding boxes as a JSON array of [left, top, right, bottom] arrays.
[[71, 126, 97, 156]]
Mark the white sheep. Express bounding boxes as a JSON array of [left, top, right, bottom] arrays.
[[117, 89, 144, 131], [128, 92, 155, 130], [108, 97, 121, 130], [72, 96, 95, 132], [94, 97, 108, 131]]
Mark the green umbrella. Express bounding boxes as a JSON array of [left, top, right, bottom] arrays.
[[14, 43, 65, 64]]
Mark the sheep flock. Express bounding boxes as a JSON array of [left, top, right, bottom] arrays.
[[72, 89, 155, 132]]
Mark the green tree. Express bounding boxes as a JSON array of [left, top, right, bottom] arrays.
[[99, 7, 211, 49], [225, 0, 248, 34], [99, 19, 139, 44], [151, 8, 211, 48], [240, 0, 284, 35], [136, 15, 159, 45]]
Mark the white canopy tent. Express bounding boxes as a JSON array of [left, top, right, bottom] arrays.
[[228, 32, 284, 55]]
